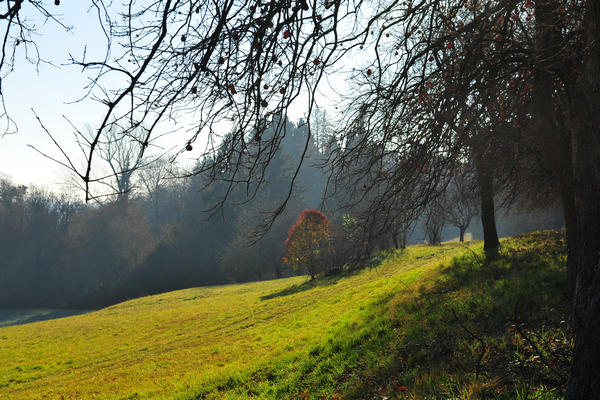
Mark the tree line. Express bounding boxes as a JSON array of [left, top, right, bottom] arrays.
[[0, 117, 307, 308], [0, 113, 561, 309]]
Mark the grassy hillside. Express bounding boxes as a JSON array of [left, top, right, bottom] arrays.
[[0, 233, 570, 399], [0, 309, 90, 328]]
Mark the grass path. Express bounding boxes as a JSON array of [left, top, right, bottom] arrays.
[[0, 243, 470, 399]]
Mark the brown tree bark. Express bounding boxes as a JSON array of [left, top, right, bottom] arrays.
[[391, 233, 399, 249], [565, 2, 600, 395], [529, 1, 600, 395], [476, 161, 499, 255], [560, 184, 578, 300], [565, 122, 600, 396], [528, 2, 600, 394], [532, 0, 578, 299]]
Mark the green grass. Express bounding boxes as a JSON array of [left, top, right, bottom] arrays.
[[0, 244, 464, 399], [0, 233, 571, 399], [345, 230, 571, 400], [0, 309, 90, 328]]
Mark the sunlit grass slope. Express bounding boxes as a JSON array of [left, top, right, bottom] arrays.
[[347, 230, 571, 400], [0, 243, 468, 399], [0, 233, 569, 399]]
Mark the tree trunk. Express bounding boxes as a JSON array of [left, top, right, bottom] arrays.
[[560, 184, 578, 299], [459, 227, 465, 242], [566, 132, 600, 397], [565, 2, 600, 398], [391, 231, 399, 249], [400, 231, 407, 249], [566, 206, 600, 398], [364, 239, 371, 259], [477, 162, 499, 255], [533, 0, 578, 300]]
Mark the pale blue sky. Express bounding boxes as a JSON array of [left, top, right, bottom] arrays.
[[0, 1, 110, 191], [0, 2, 349, 195]]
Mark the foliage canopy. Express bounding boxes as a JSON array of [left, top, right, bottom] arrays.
[[284, 209, 334, 278]]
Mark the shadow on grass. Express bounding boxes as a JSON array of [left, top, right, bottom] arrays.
[[340, 230, 571, 399], [261, 248, 414, 301], [260, 275, 343, 300], [0, 308, 91, 328], [259, 260, 378, 301], [205, 233, 569, 400]]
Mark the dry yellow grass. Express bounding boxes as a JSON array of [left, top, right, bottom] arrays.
[[0, 243, 469, 399]]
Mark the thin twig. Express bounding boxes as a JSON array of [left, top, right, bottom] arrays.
[[512, 298, 568, 383], [451, 307, 487, 379]]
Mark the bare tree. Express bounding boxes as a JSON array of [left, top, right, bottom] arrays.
[[138, 158, 170, 204], [424, 199, 445, 245], [440, 165, 478, 242], [137, 157, 182, 232], [90, 123, 147, 198], [388, 206, 416, 249], [310, 106, 331, 155], [64, 0, 382, 206]]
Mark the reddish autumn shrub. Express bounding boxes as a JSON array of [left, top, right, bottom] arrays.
[[283, 209, 334, 279]]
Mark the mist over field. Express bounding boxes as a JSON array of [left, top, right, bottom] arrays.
[[0, 115, 563, 311]]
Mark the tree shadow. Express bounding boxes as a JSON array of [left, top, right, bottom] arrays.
[[260, 279, 319, 300], [344, 231, 570, 399], [0, 308, 91, 328], [260, 267, 365, 301], [260, 248, 409, 301]]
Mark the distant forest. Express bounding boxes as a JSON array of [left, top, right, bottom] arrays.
[[0, 115, 562, 309]]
